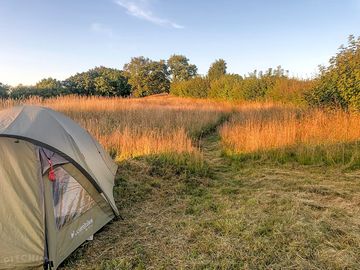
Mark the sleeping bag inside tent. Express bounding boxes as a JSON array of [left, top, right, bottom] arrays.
[[0, 106, 119, 270]]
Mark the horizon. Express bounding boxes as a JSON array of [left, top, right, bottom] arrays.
[[1, 0, 360, 86]]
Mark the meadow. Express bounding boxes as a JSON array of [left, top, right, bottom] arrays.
[[0, 95, 231, 161], [221, 107, 360, 168], [1, 95, 360, 269]]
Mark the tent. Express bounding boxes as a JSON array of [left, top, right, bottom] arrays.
[[0, 105, 119, 269]]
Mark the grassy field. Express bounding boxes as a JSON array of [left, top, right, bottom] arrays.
[[0, 95, 231, 162], [1, 95, 360, 269], [220, 107, 360, 168]]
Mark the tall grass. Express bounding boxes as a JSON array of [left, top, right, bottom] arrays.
[[2, 95, 360, 166], [221, 106, 360, 166], [0, 95, 232, 161]]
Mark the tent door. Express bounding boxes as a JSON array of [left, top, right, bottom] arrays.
[[42, 164, 113, 269], [40, 147, 115, 269]]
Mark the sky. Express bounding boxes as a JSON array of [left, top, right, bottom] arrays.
[[0, 0, 359, 86]]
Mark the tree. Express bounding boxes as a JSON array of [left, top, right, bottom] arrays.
[[0, 83, 9, 98], [170, 76, 209, 98], [305, 67, 347, 109], [208, 74, 243, 100], [208, 59, 227, 81], [306, 35, 360, 110], [33, 77, 67, 97], [167, 54, 197, 82], [9, 85, 42, 99], [64, 66, 131, 96], [331, 35, 360, 110], [64, 72, 95, 95], [35, 78, 62, 90], [93, 67, 131, 96], [240, 67, 288, 101], [123, 57, 170, 97]]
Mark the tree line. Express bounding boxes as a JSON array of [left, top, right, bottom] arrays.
[[1, 35, 359, 110], [0, 56, 311, 104]]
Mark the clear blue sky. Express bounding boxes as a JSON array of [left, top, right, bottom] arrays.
[[1, 0, 359, 86]]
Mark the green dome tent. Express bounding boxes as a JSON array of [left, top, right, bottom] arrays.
[[0, 106, 119, 269]]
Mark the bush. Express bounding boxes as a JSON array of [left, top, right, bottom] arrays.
[[208, 74, 243, 100], [171, 67, 312, 104], [306, 35, 360, 110], [304, 74, 347, 110], [170, 76, 209, 98], [267, 78, 314, 105]]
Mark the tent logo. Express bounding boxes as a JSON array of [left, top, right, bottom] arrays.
[[71, 218, 94, 239]]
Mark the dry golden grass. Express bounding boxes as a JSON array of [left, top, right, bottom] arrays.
[[2, 95, 359, 166], [0, 95, 232, 161], [221, 105, 360, 166]]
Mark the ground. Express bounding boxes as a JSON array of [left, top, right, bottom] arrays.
[[61, 128, 360, 270]]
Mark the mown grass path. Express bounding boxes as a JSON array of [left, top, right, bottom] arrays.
[[62, 124, 360, 270]]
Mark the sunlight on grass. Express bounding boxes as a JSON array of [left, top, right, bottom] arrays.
[[220, 106, 360, 166], [0, 95, 232, 161]]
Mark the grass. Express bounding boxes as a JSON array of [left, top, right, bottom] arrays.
[[1, 95, 360, 269], [220, 106, 360, 167], [61, 133, 360, 270], [0, 95, 232, 161]]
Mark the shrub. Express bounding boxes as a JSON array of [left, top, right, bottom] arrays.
[[304, 74, 348, 110], [306, 35, 360, 110], [170, 76, 209, 98], [267, 78, 314, 105], [208, 74, 243, 100]]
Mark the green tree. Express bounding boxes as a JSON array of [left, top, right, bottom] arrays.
[[0, 83, 9, 98], [208, 59, 227, 81], [167, 54, 197, 82], [64, 66, 130, 96], [9, 85, 42, 99], [35, 77, 62, 90], [306, 35, 360, 110], [170, 76, 209, 98], [34, 77, 67, 97], [241, 67, 287, 101], [64, 72, 96, 95], [93, 67, 131, 96], [305, 67, 347, 109], [331, 35, 360, 109], [123, 57, 170, 97], [208, 74, 243, 100]]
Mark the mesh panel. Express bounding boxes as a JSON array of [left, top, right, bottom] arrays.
[[52, 167, 95, 229]]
